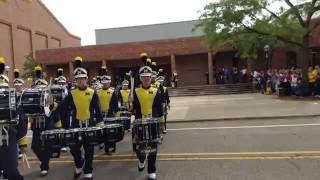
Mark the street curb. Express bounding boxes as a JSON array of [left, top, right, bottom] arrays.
[[167, 114, 320, 124]]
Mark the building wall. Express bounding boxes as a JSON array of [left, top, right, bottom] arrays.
[[0, 0, 80, 81], [96, 20, 204, 45], [176, 54, 208, 86]]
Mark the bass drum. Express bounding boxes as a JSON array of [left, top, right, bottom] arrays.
[[0, 88, 17, 124], [50, 85, 68, 103], [20, 88, 52, 117]]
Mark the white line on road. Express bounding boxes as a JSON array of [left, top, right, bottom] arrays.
[[168, 123, 320, 131], [25, 123, 320, 138]]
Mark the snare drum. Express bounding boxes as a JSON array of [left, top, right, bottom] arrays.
[[82, 127, 104, 145], [119, 115, 131, 131], [132, 118, 161, 144], [102, 124, 124, 143], [0, 88, 17, 124], [60, 128, 80, 146], [20, 88, 51, 117], [41, 129, 63, 149], [104, 117, 123, 125]]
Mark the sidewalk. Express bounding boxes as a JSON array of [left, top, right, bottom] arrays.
[[167, 93, 320, 123]]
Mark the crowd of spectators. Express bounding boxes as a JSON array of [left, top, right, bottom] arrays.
[[214, 65, 320, 97]]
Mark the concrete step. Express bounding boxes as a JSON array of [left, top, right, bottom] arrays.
[[168, 83, 254, 97]]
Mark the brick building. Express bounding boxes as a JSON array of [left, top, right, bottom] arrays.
[[0, 0, 80, 81], [36, 20, 320, 87]]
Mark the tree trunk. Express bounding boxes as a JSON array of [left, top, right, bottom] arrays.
[[297, 35, 311, 82], [298, 47, 311, 82]]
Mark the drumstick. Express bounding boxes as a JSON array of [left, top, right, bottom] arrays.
[[23, 153, 31, 169]]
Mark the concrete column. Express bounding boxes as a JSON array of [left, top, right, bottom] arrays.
[[69, 61, 74, 81], [10, 24, 17, 71], [170, 54, 176, 74], [208, 52, 213, 85]]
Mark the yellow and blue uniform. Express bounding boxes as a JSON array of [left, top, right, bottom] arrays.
[[0, 104, 27, 180], [132, 86, 163, 174], [61, 86, 102, 175], [30, 100, 61, 172], [97, 87, 119, 118], [120, 89, 130, 109], [97, 87, 119, 153]]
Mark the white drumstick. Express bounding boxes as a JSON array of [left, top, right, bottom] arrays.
[[23, 153, 30, 169]]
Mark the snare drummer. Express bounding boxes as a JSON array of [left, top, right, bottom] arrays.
[[61, 56, 103, 180], [13, 68, 26, 159], [155, 69, 170, 134], [54, 68, 69, 153], [29, 66, 61, 177], [132, 56, 163, 180], [119, 79, 130, 110], [0, 57, 27, 180], [97, 65, 119, 155]]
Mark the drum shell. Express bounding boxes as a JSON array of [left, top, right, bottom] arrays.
[[61, 129, 80, 146], [0, 88, 17, 122], [120, 117, 131, 130], [41, 131, 62, 149], [51, 86, 67, 103], [20, 89, 47, 116], [82, 128, 104, 145], [102, 124, 124, 143], [132, 120, 160, 144]]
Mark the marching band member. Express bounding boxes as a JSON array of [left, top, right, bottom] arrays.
[[97, 65, 119, 155], [156, 69, 170, 134], [61, 56, 103, 180], [55, 68, 67, 86], [30, 66, 60, 177], [13, 68, 24, 98], [54, 68, 69, 153], [13, 68, 26, 159], [0, 57, 27, 180], [119, 79, 130, 110], [132, 55, 163, 180]]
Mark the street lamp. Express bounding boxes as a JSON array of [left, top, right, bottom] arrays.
[[264, 45, 271, 69]]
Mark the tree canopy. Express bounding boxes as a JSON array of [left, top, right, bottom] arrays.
[[198, 0, 320, 61]]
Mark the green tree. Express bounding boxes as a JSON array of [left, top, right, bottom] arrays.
[[197, 0, 320, 75], [22, 53, 36, 79]]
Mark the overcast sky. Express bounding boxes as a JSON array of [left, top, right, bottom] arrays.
[[41, 0, 213, 45]]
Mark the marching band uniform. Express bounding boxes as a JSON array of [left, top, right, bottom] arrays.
[[0, 57, 27, 180], [156, 69, 170, 133], [53, 68, 69, 153], [97, 66, 119, 154], [30, 66, 61, 177], [61, 56, 102, 180], [13, 68, 27, 159], [132, 53, 163, 180], [119, 79, 130, 110]]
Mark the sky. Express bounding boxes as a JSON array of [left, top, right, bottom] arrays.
[[41, 0, 213, 45]]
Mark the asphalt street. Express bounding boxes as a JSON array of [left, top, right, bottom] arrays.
[[22, 117, 320, 180]]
